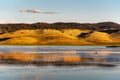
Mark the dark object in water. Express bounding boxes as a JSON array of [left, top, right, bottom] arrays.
[[95, 52, 98, 54], [106, 46, 120, 48], [76, 49, 79, 51]]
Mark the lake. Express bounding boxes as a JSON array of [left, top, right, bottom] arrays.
[[0, 46, 120, 80]]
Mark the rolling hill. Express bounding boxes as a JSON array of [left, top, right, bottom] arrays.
[[0, 22, 119, 45]]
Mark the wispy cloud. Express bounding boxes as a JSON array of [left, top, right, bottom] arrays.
[[19, 9, 57, 14]]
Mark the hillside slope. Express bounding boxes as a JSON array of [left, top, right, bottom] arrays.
[[0, 29, 119, 45]]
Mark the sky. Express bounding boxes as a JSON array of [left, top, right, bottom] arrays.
[[0, 0, 120, 23]]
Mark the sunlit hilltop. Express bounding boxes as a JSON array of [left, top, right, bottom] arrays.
[[0, 22, 119, 45]]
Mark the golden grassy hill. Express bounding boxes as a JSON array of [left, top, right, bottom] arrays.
[[0, 29, 119, 45], [85, 31, 112, 43]]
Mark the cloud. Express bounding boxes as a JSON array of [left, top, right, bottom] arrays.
[[19, 9, 57, 14]]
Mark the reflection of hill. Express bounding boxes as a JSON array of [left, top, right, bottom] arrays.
[[0, 52, 119, 67]]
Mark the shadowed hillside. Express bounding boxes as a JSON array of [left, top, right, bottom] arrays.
[[0, 22, 120, 32]]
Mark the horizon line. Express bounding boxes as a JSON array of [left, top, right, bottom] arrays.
[[0, 21, 119, 24]]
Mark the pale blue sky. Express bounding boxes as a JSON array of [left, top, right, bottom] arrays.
[[0, 0, 120, 23]]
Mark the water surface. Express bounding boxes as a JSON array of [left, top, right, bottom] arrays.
[[0, 46, 120, 80]]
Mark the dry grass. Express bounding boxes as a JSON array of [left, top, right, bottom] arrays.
[[0, 29, 119, 45]]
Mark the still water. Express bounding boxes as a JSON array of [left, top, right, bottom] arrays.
[[0, 46, 120, 80]]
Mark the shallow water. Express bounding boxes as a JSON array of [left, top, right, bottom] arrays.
[[0, 46, 120, 80]]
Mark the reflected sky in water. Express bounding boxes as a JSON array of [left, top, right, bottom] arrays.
[[0, 46, 119, 53], [0, 65, 120, 80]]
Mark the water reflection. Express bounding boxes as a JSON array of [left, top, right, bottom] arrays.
[[0, 46, 119, 68], [0, 46, 120, 80], [0, 52, 120, 67], [22, 75, 40, 80], [0, 46, 119, 53]]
